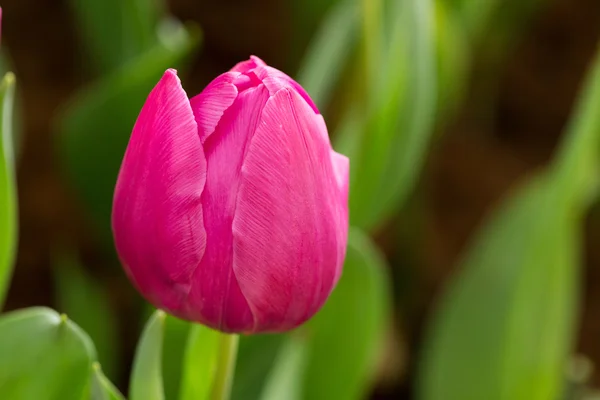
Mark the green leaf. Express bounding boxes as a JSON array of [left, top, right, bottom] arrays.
[[53, 250, 119, 379], [90, 363, 125, 400], [290, 0, 342, 65], [417, 48, 600, 400], [346, 0, 437, 230], [0, 72, 17, 309], [162, 315, 191, 400], [179, 323, 220, 400], [433, 0, 469, 121], [259, 337, 307, 400], [296, 0, 359, 110], [0, 307, 96, 400], [232, 334, 286, 400], [301, 228, 391, 400], [130, 310, 166, 400], [69, 0, 164, 74], [57, 21, 201, 246], [418, 176, 579, 400]]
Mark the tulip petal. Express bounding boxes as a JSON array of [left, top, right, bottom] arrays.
[[233, 88, 347, 332], [254, 66, 320, 114], [330, 150, 350, 274], [189, 72, 239, 143], [186, 84, 270, 332], [112, 69, 206, 315], [230, 55, 267, 73]]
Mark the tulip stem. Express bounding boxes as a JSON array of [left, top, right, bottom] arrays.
[[210, 332, 239, 400]]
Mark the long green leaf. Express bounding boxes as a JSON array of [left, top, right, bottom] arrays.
[[433, 0, 469, 120], [296, 0, 359, 110], [130, 310, 166, 400], [68, 0, 163, 74], [0, 72, 16, 309], [301, 228, 391, 400], [57, 21, 200, 245], [53, 250, 119, 379], [346, 0, 437, 230], [259, 337, 307, 400], [179, 323, 220, 400], [417, 47, 600, 400], [0, 307, 96, 400], [162, 315, 191, 400], [90, 363, 126, 400], [231, 334, 286, 400]]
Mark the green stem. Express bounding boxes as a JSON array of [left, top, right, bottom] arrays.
[[210, 333, 239, 400]]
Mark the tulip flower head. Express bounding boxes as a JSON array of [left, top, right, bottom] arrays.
[[112, 56, 349, 333]]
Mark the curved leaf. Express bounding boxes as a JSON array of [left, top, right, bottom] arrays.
[[259, 337, 307, 400], [90, 363, 125, 400], [130, 310, 166, 400], [0, 307, 96, 400], [179, 323, 220, 400], [0, 72, 16, 309], [231, 334, 286, 400], [418, 48, 600, 400], [296, 0, 359, 110], [345, 0, 437, 230]]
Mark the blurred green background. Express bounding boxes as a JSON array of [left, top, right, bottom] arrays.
[[1, 0, 600, 399]]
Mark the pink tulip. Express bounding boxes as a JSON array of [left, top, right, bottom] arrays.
[[112, 56, 349, 333]]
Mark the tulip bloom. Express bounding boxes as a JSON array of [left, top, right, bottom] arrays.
[[112, 56, 349, 333]]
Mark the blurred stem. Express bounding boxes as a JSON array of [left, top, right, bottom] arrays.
[[360, 0, 382, 107], [210, 333, 239, 400]]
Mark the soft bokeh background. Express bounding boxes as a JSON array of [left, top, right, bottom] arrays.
[[2, 0, 600, 399]]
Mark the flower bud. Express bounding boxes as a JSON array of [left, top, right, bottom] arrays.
[[112, 56, 349, 333]]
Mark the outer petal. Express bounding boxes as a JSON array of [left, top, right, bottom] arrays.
[[112, 69, 206, 316], [329, 150, 350, 277], [232, 88, 347, 332], [185, 84, 270, 332]]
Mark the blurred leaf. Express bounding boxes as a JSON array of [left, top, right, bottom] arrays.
[[417, 177, 579, 400], [90, 363, 125, 400], [232, 334, 286, 400], [301, 228, 391, 400], [0, 72, 16, 309], [448, 0, 546, 44], [57, 21, 201, 246], [417, 47, 600, 400], [0, 307, 95, 400], [162, 315, 191, 400], [130, 310, 166, 400], [345, 0, 437, 231], [259, 337, 307, 400], [179, 323, 220, 400], [296, 0, 359, 109], [69, 0, 163, 74], [53, 250, 119, 379], [433, 0, 469, 121], [291, 0, 342, 65]]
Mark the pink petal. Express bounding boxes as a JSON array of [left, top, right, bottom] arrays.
[[253, 66, 320, 114], [112, 69, 207, 316], [232, 88, 347, 332], [189, 72, 239, 143], [185, 84, 270, 332], [230, 55, 267, 73], [329, 150, 350, 276]]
